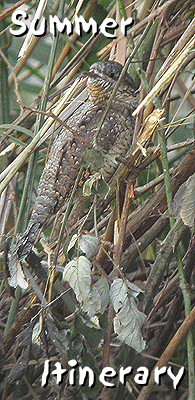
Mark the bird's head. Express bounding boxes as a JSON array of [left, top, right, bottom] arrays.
[[84, 61, 137, 104]]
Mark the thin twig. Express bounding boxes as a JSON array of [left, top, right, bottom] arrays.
[[0, 48, 23, 109], [137, 303, 195, 400], [102, 182, 135, 371]]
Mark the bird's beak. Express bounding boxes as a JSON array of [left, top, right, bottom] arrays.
[[81, 69, 98, 79]]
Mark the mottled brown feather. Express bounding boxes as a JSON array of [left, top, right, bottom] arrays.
[[14, 61, 137, 261]]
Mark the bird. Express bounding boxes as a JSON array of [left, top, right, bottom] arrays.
[[11, 60, 138, 263]]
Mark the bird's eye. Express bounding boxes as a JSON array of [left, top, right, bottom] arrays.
[[109, 72, 116, 79]]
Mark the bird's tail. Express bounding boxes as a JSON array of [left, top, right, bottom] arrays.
[[16, 222, 42, 262], [7, 222, 41, 289], [8, 221, 41, 267]]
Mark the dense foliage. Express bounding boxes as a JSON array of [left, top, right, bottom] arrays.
[[0, 1, 195, 399]]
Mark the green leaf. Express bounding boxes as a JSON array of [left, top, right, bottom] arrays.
[[67, 233, 79, 253], [104, 152, 119, 164], [180, 172, 195, 229], [113, 296, 146, 352], [83, 276, 109, 317], [67, 234, 99, 258], [81, 345, 102, 398], [83, 172, 101, 196], [81, 148, 104, 172], [75, 313, 102, 348], [0, 123, 34, 137], [110, 278, 146, 352], [97, 178, 110, 198], [63, 256, 92, 303], [8, 252, 28, 290], [79, 234, 99, 258]]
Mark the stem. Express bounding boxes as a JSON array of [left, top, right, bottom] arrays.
[[159, 128, 195, 399], [176, 249, 195, 400], [0, 12, 9, 125], [4, 0, 66, 338], [137, 303, 195, 400], [158, 132, 175, 226], [102, 183, 134, 365], [54, 166, 84, 265], [4, 286, 21, 336], [18, 0, 65, 231]]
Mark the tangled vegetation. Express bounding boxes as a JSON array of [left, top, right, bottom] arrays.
[[0, 0, 195, 399]]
